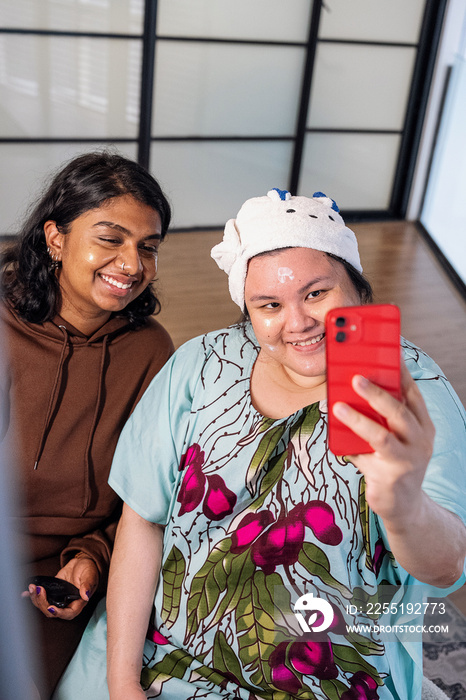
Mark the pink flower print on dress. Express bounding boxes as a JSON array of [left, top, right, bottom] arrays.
[[177, 445, 237, 520], [149, 627, 169, 645], [178, 444, 205, 472], [372, 538, 388, 578], [341, 671, 379, 699], [203, 474, 237, 521], [251, 512, 305, 575], [230, 510, 275, 553], [326, 605, 347, 635], [298, 500, 343, 545], [268, 642, 302, 694], [177, 444, 206, 515], [288, 638, 338, 680]]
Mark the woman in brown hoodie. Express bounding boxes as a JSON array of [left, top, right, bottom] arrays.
[[0, 151, 174, 698]]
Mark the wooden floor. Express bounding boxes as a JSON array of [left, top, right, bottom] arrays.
[[156, 220, 466, 406], [157, 219, 466, 614]]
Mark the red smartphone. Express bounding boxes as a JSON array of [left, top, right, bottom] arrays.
[[325, 304, 401, 456]]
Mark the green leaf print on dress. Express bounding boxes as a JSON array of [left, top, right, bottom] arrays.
[[99, 327, 462, 700], [164, 404, 385, 696], [162, 545, 186, 628], [185, 540, 256, 640], [298, 543, 351, 600]]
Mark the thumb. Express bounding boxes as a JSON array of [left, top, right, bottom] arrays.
[[74, 564, 99, 602], [78, 581, 95, 602]]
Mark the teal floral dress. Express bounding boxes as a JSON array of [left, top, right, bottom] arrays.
[[54, 324, 466, 700]]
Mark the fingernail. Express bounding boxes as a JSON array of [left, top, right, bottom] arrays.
[[354, 374, 369, 389], [86, 590, 91, 600], [48, 607, 57, 615], [36, 586, 41, 595], [333, 402, 349, 418], [28, 585, 35, 595]]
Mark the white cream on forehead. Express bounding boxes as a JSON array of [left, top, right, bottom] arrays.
[[277, 267, 294, 283]]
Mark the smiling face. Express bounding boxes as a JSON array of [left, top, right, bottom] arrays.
[[44, 194, 162, 335], [244, 247, 361, 387]]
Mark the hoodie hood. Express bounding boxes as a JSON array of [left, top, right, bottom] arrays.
[[8, 307, 133, 345]]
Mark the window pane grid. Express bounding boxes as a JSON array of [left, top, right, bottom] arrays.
[[0, 0, 441, 232]]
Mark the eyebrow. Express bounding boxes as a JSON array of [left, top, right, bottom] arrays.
[[92, 221, 161, 239], [248, 276, 332, 302]]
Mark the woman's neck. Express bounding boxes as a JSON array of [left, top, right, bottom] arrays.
[[250, 351, 326, 419], [57, 305, 113, 336]]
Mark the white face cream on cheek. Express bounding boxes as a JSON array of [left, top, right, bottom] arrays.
[[264, 343, 279, 353], [277, 267, 294, 283], [263, 320, 277, 349], [252, 317, 280, 353]]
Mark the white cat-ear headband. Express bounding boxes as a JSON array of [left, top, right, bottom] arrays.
[[211, 188, 362, 310]]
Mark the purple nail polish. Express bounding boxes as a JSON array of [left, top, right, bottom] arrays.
[[36, 586, 41, 595], [86, 590, 91, 599], [48, 607, 56, 615]]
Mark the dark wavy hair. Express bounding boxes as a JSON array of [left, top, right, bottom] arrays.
[[1, 151, 171, 327]]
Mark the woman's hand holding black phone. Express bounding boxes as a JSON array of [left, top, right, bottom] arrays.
[[23, 554, 99, 620], [26, 576, 81, 607]]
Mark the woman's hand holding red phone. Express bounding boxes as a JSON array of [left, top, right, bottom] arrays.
[[332, 360, 435, 529], [328, 309, 465, 587]]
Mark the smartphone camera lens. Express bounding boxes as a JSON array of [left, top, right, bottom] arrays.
[[336, 316, 346, 327], [336, 331, 346, 343]]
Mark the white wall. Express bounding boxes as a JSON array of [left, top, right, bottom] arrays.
[[408, 0, 466, 218], [409, 0, 466, 285]]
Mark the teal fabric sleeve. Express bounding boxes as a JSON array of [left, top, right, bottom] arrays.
[[403, 342, 466, 528]]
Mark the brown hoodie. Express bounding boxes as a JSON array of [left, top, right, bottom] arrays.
[[1, 301, 174, 581]]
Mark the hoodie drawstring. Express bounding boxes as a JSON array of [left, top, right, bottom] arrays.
[[81, 334, 108, 515], [33, 325, 70, 471]]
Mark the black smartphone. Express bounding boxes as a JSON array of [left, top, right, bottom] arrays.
[[27, 575, 81, 608]]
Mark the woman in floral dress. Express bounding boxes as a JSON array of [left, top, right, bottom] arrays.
[[56, 189, 466, 700]]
